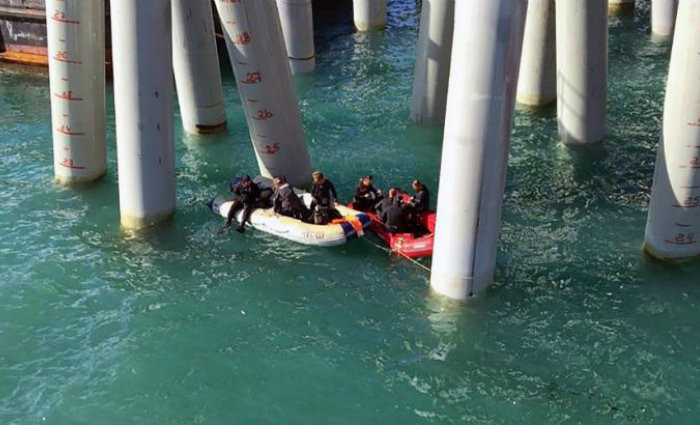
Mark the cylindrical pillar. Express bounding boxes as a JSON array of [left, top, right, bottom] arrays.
[[276, 0, 316, 74], [651, 0, 678, 37], [517, 0, 556, 107], [172, 0, 227, 135], [556, 0, 607, 145], [46, 0, 106, 184], [644, 0, 700, 260], [430, 0, 527, 300], [214, 0, 311, 187], [111, 0, 175, 229], [353, 0, 387, 32], [410, 0, 455, 124], [608, 0, 634, 13]]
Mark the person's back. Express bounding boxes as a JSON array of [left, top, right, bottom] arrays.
[[379, 188, 407, 233], [381, 202, 408, 234], [273, 180, 307, 219]]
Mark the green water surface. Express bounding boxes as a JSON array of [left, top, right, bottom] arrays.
[[1, 1, 698, 424]]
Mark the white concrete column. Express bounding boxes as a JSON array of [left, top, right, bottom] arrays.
[[651, 0, 678, 37], [172, 0, 227, 135], [644, 0, 700, 260], [353, 0, 387, 32], [430, 0, 527, 300], [46, 0, 106, 184], [608, 0, 634, 13], [517, 0, 556, 107], [410, 0, 455, 124], [214, 0, 311, 187], [111, 0, 175, 229], [556, 0, 607, 145], [276, 0, 316, 74]]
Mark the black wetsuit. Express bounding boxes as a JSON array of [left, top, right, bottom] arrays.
[[374, 196, 400, 216], [226, 180, 261, 230], [353, 181, 382, 211], [311, 179, 338, 208], [410, 186, 430, 213], [380, 202, 408, 234], [310, 179, 341, 223], [272, 183, 309, 220]]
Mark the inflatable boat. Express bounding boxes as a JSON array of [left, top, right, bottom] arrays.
[[350, 191, 436, 258], [209, 178, 371, 247]]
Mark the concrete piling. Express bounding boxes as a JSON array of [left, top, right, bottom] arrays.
[[644, 0, 700, 260], [430, 0, 527, 300], [410, 0, 455, 124], [111, 0, 175, 228], [556, 0, 608, 145], [276, 0, 316, 74], [651, 0, 678, 37], [214, 0, 312, 187], [517, 0, 556, 107], [46, 0, 106, 184], [172, 0, 227, 135], [353, 0, 387, 32]]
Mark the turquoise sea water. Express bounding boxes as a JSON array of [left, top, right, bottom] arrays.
[[1, 1, 698, 424]]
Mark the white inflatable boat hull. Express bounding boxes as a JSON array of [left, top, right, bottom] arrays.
[[209, 192, 371, 247]]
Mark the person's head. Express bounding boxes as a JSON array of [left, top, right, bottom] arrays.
[[273, 176, 286, 188], [412, 180, 421, 191], [362, 175, 373, 187], [388, 187, 397, 199], [312, 171, 324, 183], [241, 175, 252, 187]]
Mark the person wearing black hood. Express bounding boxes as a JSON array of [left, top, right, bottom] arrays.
[[272, 176, 309, 221], [353, 175, 383, 211], [225, 174, 261, 233], [378, 188, 408, 234]]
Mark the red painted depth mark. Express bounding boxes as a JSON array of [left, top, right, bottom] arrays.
[[51, 10, 80, 25]]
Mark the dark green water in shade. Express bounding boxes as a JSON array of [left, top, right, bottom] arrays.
[[1, 1, 698, 424]]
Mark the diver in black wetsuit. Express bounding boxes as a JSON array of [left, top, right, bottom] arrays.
[[225, 175, 261, 233], [353, 175, 383, 211], [272, 176, 309, 221], [310, 171, 340, 224], [374, 187, 401, 216], [379, 188, 409, 234], [408, 180, 430, 213]]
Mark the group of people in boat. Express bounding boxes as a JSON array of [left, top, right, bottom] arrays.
[[223, 172, 429, 235]]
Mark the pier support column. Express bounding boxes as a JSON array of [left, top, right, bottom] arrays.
[[410, 0, 455, 124], [517, 0, 556, 107], [651, 0, 678, 37], [214, 0, 311, 186], [353, 0, 387, 32], [276, 0, 316, 74], [556, 0, 607, 145], [111, 0, 175, 228], [644, 0, 700, 260], [430, 0, 527, 300], [608, 0, 634, 13], [46, 0, 106, 184], [172, 0, 227, 135]]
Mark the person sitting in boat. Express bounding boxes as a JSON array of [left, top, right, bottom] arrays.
[[225, 174, 261, 233], [374, 186, 402, 216], [272, 176, 309, 221], [408, 180, 430, 213], [353, 175, 383, 211], [310, 171, 341, 224], [379, 188, 409, 234]]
